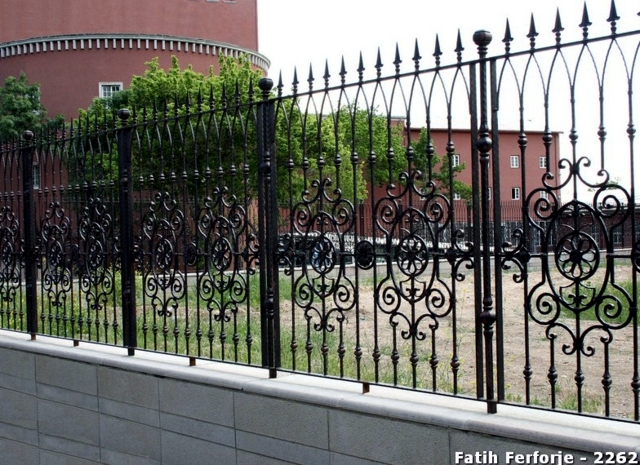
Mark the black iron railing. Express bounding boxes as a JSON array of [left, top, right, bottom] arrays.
[[1, 0, 640, 421]]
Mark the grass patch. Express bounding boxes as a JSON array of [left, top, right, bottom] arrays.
[[558, 278, 637, 325]]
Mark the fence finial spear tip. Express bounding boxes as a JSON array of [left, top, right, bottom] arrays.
[[553, 8, 564, 34], [608, 0, 620, 23], [503, 19, 513, 44], [580, 3, 592, 29], [455, 30, 464, 53], [528, 14, 539, 39], [308, 63, 314, 84]]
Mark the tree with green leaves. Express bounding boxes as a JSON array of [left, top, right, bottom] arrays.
[[78, 55, 407, 205], [274, 100, 406, 205], [74, 55, 263, 199], [0, 73, 63, 141], [412, 127, 472, 201]]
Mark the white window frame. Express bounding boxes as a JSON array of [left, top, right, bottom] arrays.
[[452, 154, 460, 167], [510, 155, 520, 168], [539, 156, 547, 169], [99, 82, 123, 99], [540, 191, 548, 200], [453, 192, 461, 201], [511, 187, 521, 200]]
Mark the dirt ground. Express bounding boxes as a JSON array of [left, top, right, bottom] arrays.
[[280, 262, 638, 420]]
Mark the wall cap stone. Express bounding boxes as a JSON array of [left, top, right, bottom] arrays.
[[1, 329, 638, 454]]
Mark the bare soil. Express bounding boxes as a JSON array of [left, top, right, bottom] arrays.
[[280, 263, 638, 419]]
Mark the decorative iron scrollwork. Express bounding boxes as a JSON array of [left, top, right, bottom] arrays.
[[141, 192, 187, 318], [40, 201, 73, 314], [77, 197, 116, 338], [0, 207, 22, 322]]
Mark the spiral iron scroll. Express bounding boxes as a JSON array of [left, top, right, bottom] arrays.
[[39, 201, 73, 328], [196, 194, 257, 353], [502, 159, 634, 408], [140, 192, 187, 324], [373, 185, 465, 385], [0, 207, 22, 327], [77, 198, 117, 341]]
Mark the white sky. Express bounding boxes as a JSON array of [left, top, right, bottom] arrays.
[[258, 0, 639, 82], [257, 0, 640, 198]]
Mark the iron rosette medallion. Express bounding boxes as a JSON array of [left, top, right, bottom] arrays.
[[374, 183, 456, 344], [527, 166, 633, 360], [286, 181, 358, 336], [195, 195, 254, 326]]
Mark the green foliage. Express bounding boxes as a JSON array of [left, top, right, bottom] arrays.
[[75, 55, 263, 200], [412, 127, 472, 200], [274, 100, 406, 205], [86, 54, 261, 111], [0, 73, 63, 141], [78, 55, 408, 205]]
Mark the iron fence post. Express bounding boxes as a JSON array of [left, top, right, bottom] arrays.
[[21, 130, 37, 338], [117, 109, 136, 355], [489, 57, 505, 403], [474, 29, 498, 414], [257, 78, 280, 377], [469, 52, 484, 400]]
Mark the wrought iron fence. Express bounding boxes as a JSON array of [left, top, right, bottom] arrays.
[[1, 0, 640, 421]]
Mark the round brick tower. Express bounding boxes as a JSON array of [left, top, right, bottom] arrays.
[[0, 0, 268, 118]]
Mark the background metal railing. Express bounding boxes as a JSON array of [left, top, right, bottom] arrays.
[[1, 0, 639, 421]]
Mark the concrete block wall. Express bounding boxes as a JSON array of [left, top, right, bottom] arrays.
[[0, 330, 638, 465]]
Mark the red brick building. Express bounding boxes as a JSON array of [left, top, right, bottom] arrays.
[[360, 127, 563, 244], [0, 0, 268, 119], [370, 127, 561, 205], [424, 128, 562, 204]]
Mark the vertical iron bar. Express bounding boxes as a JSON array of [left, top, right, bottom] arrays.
[[21, 130, 37, 338], [489, 58, 505, 402], [257, 78, 280, 376], [629, 83, 640, 423], [474, 29, 497, 414], [117, 109, 136, 355], [469, 56, 484, 400]]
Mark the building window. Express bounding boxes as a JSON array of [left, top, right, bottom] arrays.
[[453, 192, 461, 201], [488, 187, 491, 200], [33, 164, 41, 190], [613, 228, 622, 245], [540, 191, 548, 200], [452, 154, 460, 167], [510, 155, 520, 168], [539, 156, 547, 169], [99, 82, 123, 99], [511, 187, 520, 200]]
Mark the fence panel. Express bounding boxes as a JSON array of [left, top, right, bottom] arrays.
[[0, 139, 26, 332], [1, 0, 639, 422], [488, 10, 640, 419], [128, 92, 263, 365], [271, 39, 484, 400]]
